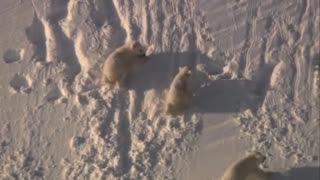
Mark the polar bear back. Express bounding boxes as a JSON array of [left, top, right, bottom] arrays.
[[165, 66, 192, 115], [102, 42, 147, 84], [220, 152, 266, 180], [167, 68, 191, 103]]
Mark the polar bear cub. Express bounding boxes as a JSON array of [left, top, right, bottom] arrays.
[[165, 66, 192, 115], [101, 41, 149, 87], [220, 151, 272, 180]]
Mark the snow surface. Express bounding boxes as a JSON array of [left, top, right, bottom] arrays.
[[0, 0, 319, 179]]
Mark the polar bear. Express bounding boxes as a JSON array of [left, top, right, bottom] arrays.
[[165, 66, 192, 115], [101, 41, 149, 87], [220, 151, 272, 180]]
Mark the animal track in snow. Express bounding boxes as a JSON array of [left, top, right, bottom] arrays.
[[3, 48, 24, 64], [9, 74, 31, 94]]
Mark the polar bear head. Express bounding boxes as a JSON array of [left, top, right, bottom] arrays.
[[178, 66, 192, 77], [131, 41, 147, 57], [253, 151, 266, 163], [247, 151, 267, 165]]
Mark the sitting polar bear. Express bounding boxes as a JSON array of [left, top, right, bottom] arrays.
[[221, 151, 272, 180], [165, 66, 192, 115], [101, 41, 149, 87]]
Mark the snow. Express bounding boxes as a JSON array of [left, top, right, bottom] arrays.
[[0, 0, 319, 179]]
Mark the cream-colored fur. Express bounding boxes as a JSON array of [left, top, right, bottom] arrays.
[[101, 41, 149, 87], [221, 152, 272, 180], [165, 66, 192, 115]]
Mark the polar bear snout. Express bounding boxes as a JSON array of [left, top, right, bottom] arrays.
[[254, 152, 267, 164]]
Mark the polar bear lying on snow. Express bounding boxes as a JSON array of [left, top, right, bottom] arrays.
[[221, 151, 272, 180], [165, 66, 192, 115], [101, 41, 149, 87]]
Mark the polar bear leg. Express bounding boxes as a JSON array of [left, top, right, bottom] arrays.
[[165, 103, 173, 114], [166, 103, 178, 115], [101, 74, 111, 86], [118, 72, 130, 88], [166, 103, 185, 115]]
